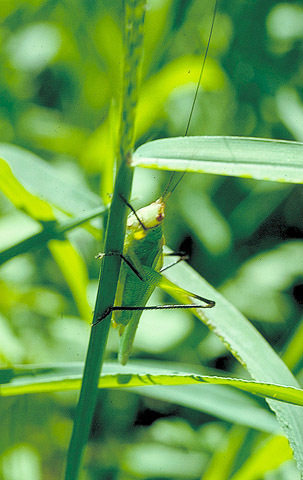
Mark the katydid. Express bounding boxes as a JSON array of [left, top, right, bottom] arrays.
[[96, 195, 215, 365], [95, 0, 219, 365]]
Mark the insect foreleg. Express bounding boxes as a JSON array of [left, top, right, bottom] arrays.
[[96, 251, 144, 280]]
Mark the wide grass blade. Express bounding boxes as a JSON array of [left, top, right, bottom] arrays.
[[161, 252, 303, 473], [132, 136, 303, 184]]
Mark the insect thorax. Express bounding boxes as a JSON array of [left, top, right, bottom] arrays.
[[124, 198, 165, 272]]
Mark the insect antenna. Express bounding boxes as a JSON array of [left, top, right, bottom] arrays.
[[184, 0, 219, 137], [120, 194, 147, 231], [162, 0, 219, 202]]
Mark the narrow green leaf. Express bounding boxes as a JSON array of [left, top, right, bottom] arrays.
[[230, 435, 293, 480], [202, 426, 247, 480], [2, 361, 277, 432], [134, 384, 277, 433], [132, 136, 303, 184], [0, 205, 105, 266], [1, 364, 303, 408], [283, 316, 303, 370], [65, 2, 147, 477], [48, 240, 91, 323]]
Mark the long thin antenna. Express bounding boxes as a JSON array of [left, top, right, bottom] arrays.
[[184, 0, 219, 137], [162, 0, 219, 200]]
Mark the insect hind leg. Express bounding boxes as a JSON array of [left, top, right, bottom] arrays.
[[94, 297, 215, 327]]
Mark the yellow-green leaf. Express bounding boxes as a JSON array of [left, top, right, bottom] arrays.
[[48, 239, 91, 323], [230, 435, 293, 480], [0, 158, 55, 221], [1, 366, 303, 409]]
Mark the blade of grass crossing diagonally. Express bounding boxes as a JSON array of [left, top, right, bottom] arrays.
[[64, 1, 147, 479], [161, 251, 303, 476], [0, 204, 105, 266]]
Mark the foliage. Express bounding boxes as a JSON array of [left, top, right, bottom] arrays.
[[0, 0, 303, 479]]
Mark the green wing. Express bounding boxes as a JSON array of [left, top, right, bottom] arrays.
[[118, 266, 162, 365]]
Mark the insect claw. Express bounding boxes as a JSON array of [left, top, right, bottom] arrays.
[[190, 292, 216, 308], [204, 300, 216, 308]]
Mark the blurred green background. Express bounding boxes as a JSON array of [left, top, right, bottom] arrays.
[[0, 0, 303, 478]]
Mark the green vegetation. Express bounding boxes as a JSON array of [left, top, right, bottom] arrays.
[[0, 1, 303, 479]]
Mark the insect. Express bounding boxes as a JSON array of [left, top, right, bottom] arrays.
[[96, 194, 215, 364], [95, 1, 219, 365]]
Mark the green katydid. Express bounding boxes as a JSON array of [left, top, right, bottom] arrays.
[[96, 194, 215, 365], [95, 0, 219, 365]]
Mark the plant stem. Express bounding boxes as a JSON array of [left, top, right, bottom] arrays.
[[64, 1, 146, 478]]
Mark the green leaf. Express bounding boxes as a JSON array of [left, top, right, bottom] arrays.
[[0, 205, 105, 266], [160, 253, 303, 472], [0, 143, 100, 214], [283, 316, 303, 370], [202, 426, 247, 480], [0, 158, 55, 221], [0, 145, 105, 266], [48, 240, 91, 322], [220, 241, 303, 323], [230, 435, 293, 480], [0, 363, 278, 432], [134, 383, 277, 433], [136, 55, 225, 138], [1, 363, 303, 407], [132, 136, 303, 184]]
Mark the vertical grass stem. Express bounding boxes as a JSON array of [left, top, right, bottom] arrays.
[[65, 1, 146, 478]]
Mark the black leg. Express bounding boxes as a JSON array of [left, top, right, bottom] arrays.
[[93, 298, 215, 326], [160, 252, 189, 273], [96, 251, 143, 280]]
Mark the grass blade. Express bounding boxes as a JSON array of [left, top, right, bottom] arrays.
[[161, 252, 303, 473], [65, 1, 147, 477], [133, 136, 303, 183]]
